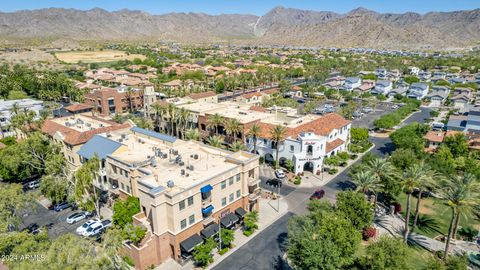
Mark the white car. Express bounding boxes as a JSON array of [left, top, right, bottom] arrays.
[[275, 169, 286, 179], [66, 212, 87, 224], [76, 219, 100, 235], [84, 222, 104, 237], [28, 180, 40, 189]]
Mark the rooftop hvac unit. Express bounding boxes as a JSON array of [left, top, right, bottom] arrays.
[[121, 134, 127, 139], [167, 180, 174, 188], [181, 169, 185, 175], [194, 154, 199, 159], [150, 158, 157, 167], [188, 165, 194, 171], [118, 138, 123, 143], [178, 161, 185, 166], [65, 122, 71, 127], [106, 133, 111, 138]]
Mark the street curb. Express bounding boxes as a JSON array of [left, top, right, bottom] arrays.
[[206, 199, 289, 270]]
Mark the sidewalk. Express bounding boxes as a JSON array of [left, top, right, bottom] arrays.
[[155, 197, 289, 270], [374, 212, 480, 254]]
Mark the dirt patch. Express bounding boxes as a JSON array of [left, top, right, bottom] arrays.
[[55, 50, 146, 63]]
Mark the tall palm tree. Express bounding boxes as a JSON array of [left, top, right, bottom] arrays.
[[125, 87, 134, 113], [270, 125, 286, 169], [351, 170, 381, 207], [412, 165, 439, 233], [400, 163, 431, 243], [248, 123, 262, 154], [166, 104, 177, 136], [207, 113, 223, 135], [225, 118, 242, 142], [440, 173, 480, 260], [206, 135, 224, 149], [150, 103, 164, 132], [230, 140, 246, 152]]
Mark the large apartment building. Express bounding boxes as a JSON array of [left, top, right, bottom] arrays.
[[85, 127, 260, 268], [40, 114, 131, 170], [84, 85, 154, 115]]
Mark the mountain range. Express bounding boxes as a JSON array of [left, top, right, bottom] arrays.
[[1, 6, 480, 50]]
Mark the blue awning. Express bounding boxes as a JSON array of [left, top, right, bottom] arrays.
[[200, 184, 213, 193], [202, 205, 214, 214]]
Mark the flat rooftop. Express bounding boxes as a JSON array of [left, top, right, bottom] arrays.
[[107, 130, 253, 194], [51, 114, 114, 132]]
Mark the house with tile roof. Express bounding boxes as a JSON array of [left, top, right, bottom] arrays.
[[246, 113, 351, 175], [40, 114, 132, 170], [235, 92, 263, 105]]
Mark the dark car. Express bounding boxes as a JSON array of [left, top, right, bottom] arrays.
[[54, 201, 72, 212], [24, 223, 41, 235], [266, 178, 282, 188], [310, 189, 325, 200]]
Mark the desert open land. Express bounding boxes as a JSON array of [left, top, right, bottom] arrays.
[[54, 50, 146, 63]]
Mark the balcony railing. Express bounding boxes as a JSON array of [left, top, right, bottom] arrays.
[[248, 189, 261, 201], [247, 177, 260, 187]]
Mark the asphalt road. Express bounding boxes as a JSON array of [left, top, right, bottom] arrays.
[[212, 107, 431, 270]]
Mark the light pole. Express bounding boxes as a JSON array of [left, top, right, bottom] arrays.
[[277, 182, 281, 212]]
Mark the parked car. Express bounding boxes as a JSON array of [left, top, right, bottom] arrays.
[[310, 189, 325, 200], [76, 219, 100, 236], [24, 223, 41, 235], [27, 180, 40, 190], [101, 219, 112, 229], [66, 212, 87, 224], [362, 107, 373, 113], [275, 169, 286, 179], [84, 222, 104, 237], [266, 178, 282, 188], [54, 201, 72, 212]]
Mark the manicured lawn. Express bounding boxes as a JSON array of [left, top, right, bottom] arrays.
[[396, 193, 479, 239]]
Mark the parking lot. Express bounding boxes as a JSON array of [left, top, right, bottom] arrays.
[[19, 200, 82, 238], [351, 102, 399, 129]]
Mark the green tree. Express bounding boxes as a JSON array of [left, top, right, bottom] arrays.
[[443, 133, 469, 158], [270, 125, 286, 169], [243, 210, 259, 235], [366, 158, 400, 201], [390, 148, 419, 170], [206, 135, 224, 149], [122, 223, 147, 246], [359, 236, 411, 270], [287, 207, 361, 269], [229, 140, 246, 152], [206, 113, 224, 135], [351, 127, 369, 143], [74, 155, 100, 215], [335, 191, 373, 230], [0, 183, 32, 232], [220, 228, 235, 248], [389, 123, 429, 153], [193, 238, 216, 267], [185, 129, 201, 141], [247, 123, 261, 154], [224, 118, 242, 141], [112, 196, 141, 228]]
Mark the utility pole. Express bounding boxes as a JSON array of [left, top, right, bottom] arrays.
[[218, 221, 222, 251], [277, 183, 280, 212]]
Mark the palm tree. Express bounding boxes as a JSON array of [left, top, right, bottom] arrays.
[[177, 108, 191, 139], [366, 158, 398, 208], [206, 135, 224, 149], [400, 163, 431, 243], [125, 87, 134, 113], [185, 129, 201, 141], [166, 104, 177, 136], [248, 123, 261, 154], [230, 140, 246, 152], [225, 118, 242, 142], [351, 170, 381, 207], [207, 113, 223, 135], [270, 125, 286, 169], [440, 173, 480, 260], [150, 103, 164, 131], [412, 165, 439, 233]]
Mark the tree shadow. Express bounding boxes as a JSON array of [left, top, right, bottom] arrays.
[[277, 232, 288, 252]]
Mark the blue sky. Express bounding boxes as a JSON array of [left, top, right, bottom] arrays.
[[1, 0, 479, 15]]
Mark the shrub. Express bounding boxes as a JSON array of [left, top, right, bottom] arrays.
[[350, 154, 358, 160], [337, 152, 350, 161], [218, 248, 229, 255], [243, 230, 254, 237], [362, 227, 377, 240], [458, 226, 478, 241], [123, 256, 135, 267], [259, 156, 264, 164], [294, 178, 301, 185], [329, 168, 338, 175]]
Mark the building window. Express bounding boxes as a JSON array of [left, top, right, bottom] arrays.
[[180, 219, 187, 229], [236, 174, 240, 182], [121, 183, 125, 190], [221, 180, 226, 189], [248, 169, 254, 178], [236, 190, 241, 198], [187, 196, 194, 206], [126, 186, 131, 194], [290, 145, 294, 152], [229, 193, 234, 202], [179, 200, 185, 211], [229, 177, 234, 186], [189, 214, 195, 225], [221, 197, 226, 206]]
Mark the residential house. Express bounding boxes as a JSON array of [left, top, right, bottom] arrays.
[[451, 88, 472, 109], [407, 83, 429, 100], [343, 77, 362, 91], [371, 80, 393, 95], [427, 86, 450, 107], [409, 66, 420, 76]]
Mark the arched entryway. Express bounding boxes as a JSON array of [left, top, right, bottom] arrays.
[[279, 157, 288, 167], [264, 153, 274, 164], [303, 162, 314, 173]]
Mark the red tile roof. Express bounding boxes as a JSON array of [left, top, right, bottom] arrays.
[[255, 113, 350, 139], [241, 92, 262, 99], [188, 91, 217, 100], [65, 103, 93, 112], [249, 106, 266, 112], [423, 131, 445, 143], [262, 88, 279, 95], [326, 138, 345, 153], [41, 115, 131, 146]]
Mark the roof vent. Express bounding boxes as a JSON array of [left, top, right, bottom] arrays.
[[167, 180, 174, 188], [194, 154, 199, 159]]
